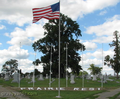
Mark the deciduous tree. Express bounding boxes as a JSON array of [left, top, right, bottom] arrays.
[[32, 13, 85, 78]]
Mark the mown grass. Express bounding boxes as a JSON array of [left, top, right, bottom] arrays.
[[0, 98, 7, 99], [0, 77, 120, 88], [20, 90, 103, 99], [0, 77, 119, 99]]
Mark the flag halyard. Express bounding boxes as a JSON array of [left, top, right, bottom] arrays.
[[32, 2, 60, 23]]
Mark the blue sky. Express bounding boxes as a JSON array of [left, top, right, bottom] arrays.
[[0, 0, 120, 75]]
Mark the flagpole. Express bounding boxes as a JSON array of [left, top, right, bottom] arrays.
[[56, 0, 61, 98], [101, 43, 103, 88], [66, 43, 68, 87], [49, 44, 52, 87], [33, 51, 36, 87], [82, 45, 84, 88], [19, 42, 21, 88]]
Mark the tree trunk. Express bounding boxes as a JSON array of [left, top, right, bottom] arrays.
[[117, 72, 119, 79]]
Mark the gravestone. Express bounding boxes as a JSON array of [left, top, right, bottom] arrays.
[[11, 72, 20, 83], [86, 74, 91, 80], [70, 74, 75, 84], [92, 75, 97, 81], [99, 74, 103, 79], [31, 76, 35, 83], [1, 73, 4, 78], [28, 76, 35, 83], [27, 74, 31, 79], [38, 74, 44, 80], [4, 73, 9, 81], [106, 74, 109, 80], [46, 74, 48, 79], [102, 75, 107, 83]]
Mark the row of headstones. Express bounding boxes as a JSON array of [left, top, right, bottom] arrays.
[[85, 74, 115, 83], [4, 73, 50, 83], [70, 74, 116, 84], [4, 72, 117, 84], [4, 72, 74, 84]]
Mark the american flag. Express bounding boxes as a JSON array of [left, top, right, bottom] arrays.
[[32, 2, 60, 23]]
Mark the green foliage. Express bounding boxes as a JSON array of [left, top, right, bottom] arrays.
[[1, 59, 18, 75], [88, 64, 102, 75], [79, 70, 88, 76], [34, 69, 41, 76], [32, 13, 85, 77], [104, 30, 120, 79]]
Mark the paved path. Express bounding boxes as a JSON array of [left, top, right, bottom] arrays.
[[0, 85, 30, 99], [94, 88, 120, 99]]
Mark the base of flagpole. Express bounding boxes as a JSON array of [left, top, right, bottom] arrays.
[[56, 96, 62, 98]]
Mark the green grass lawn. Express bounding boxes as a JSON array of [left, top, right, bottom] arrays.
[[0, 77, 120, 99], [20, 90, 103, 99], [0, 77, 120, 88]]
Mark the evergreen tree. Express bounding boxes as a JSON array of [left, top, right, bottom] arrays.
[[104, 30, 120, 79]]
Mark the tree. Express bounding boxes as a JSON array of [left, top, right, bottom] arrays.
[[32, 13, 85, 78], [34, 69, 41, 76], [1, 59, 18, 75], [104, 30, 120, 79], [33, 59, 41, 66], [79, 71, 88, 76], [88, 64, 102, 75]]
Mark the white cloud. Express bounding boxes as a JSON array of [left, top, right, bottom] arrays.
[[4, 33, 10, 37], [103, 65, 114, 75], [86, 15, 120, 36], [19, 59, 43, 73], [62, 0, 120, 19], [92, 36, 113, 43], [0, 45, 30, 73], [0, 0, 119, 25], [0, 58, 43, 74], [0, 46, 29, 60], [99, 10, 107, 15], [80, 48, 114, 75], [7, 21, 46, 46], [0, 43, 2, 45], [85, 15, 120, 43], [0, 25, 5, 30], [83, 41, 97, 51], [0, 47, 43, 73]]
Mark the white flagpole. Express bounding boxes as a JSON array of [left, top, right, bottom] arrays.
[[56, 0, 61, 98], [82, 45, 84, 88], [33, 51, 36, 87], [101, 43, 103, 88], [19, 42, 21, 88], [66, 43, 68, 87], [49, 44, 52, 87]]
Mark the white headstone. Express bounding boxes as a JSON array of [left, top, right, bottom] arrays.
[[86, 75, 91, 80], [70, 74, 75, 84], [11, 72, 19, 83], [27, 74, 31, 79], [38, 74, 44, 80], [4, 73, 9, 81], [32, 76, 35, 83], [46, 74, 48, 79], [99, 74, 103, 79], [103, 75, 107, 83], [92, 75, 97, 81]]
